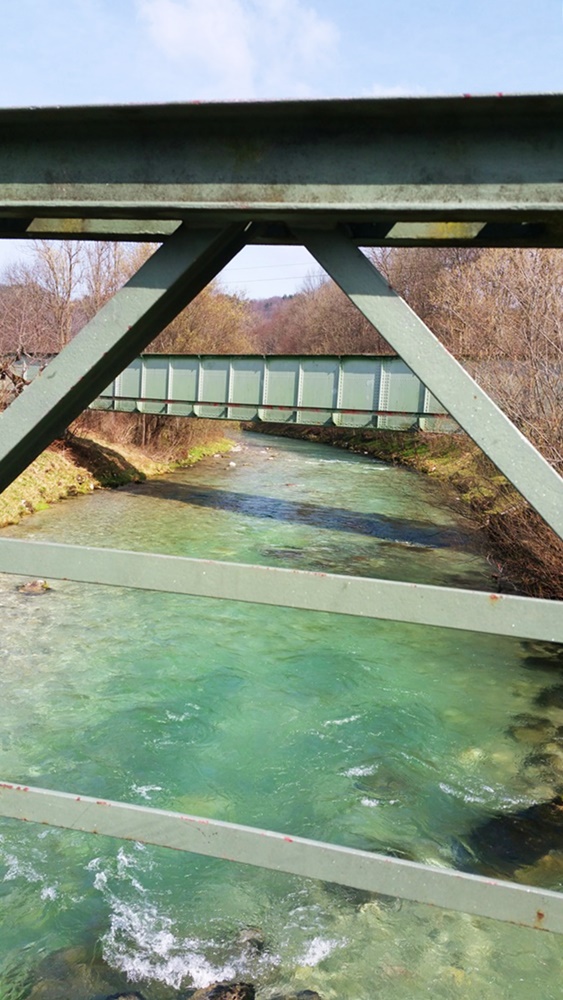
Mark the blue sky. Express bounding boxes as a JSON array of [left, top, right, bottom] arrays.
[[1, 0, 562, 296]]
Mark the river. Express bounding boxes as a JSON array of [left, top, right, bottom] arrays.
[[0, 431, 561, 999]]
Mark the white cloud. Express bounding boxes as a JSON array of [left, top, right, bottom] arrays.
[[137, 0, 339, 99]]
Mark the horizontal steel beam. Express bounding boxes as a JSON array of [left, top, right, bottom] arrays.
[[0, 783, 561, 934], [0, 539, 561, 641], [0, 96, 562, 226], [2, 218, 563, 248]]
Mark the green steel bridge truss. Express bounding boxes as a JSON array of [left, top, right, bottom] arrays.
[[20, 352, 456, 430], [0, 95, 562, 942]]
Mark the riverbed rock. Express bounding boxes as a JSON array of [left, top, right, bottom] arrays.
[[521, 655, 563, 673], [453, 795, 563, 877], [236, 926, 265, 954], [269, 992, 323, 1000], [188, 984, 255, 1000], [26, 945, 132, 1000], [507, 714, 554, 745], [103, 993, 146, 999], [535, 685, 563, 709], [17, 578, 51, 594]]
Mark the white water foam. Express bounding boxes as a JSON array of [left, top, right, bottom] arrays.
[[297, 935, 340, 966], [323, 714, 361, 727], [130, 784, 163, 800], [101, 897, 271, 990]]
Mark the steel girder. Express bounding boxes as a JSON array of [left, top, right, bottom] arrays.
[[0, 96, 562, 939], [0, 95, 563, 244]]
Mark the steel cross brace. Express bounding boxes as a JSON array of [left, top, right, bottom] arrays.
[[0, 539, 561, 642], [0, 782, 561, 935], [297, 227, 563, 543], [0, 223, 248, 492]]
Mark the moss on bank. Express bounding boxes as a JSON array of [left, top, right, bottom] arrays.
[[0, 432, 233, 529]]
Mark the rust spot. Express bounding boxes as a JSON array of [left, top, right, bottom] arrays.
[[0, 783, 14, 790], [536, 910, 545, 927], [284, 836, 293, 843], [96, 799, 109, 806], [489, 593, 500, 602], [75, 796, 81, 801]]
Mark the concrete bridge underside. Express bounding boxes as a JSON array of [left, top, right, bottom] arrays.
[[0, 95, 562, 943]]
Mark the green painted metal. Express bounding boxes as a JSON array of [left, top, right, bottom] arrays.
[[0, 539, 561, 642], [0, 218, 181, 240], [0, 782, 561, 935], [0, 96, 562, 948], [2, 218, 562, 249], [84, 353, 454, 430], [0, 224, 247, 493], [0, 96, 563, 229], [299, 228, 563, 543]]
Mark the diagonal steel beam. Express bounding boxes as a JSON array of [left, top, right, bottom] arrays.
[[298, 228, 563, 542], [0, 539, 561, 641], [0, 782, 561, 934], [0, 224, 248, 493]]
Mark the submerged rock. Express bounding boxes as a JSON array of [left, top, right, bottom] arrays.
[[536, 685, 563, 709], [104, 993, 146, 1000], [189, 985, 255, 1000], [453, 795, 563, 877], [263, 546, 305, 560], [270, 992, 323, 1000], [236, 926, 265, 954], [17, 578, 51, 595], [507, 714, 554, 745], [26, 945, 132, 1000], [521, 655, 563, 673]]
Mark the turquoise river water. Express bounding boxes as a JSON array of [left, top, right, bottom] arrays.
[[0, 432, 561, 999]]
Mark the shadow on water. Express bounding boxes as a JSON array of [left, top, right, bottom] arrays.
[[123, 480, 475, 550]]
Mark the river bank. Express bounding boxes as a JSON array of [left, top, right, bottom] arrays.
[[0, 421, 235, 529], [247, 424, 563, 601], [3, 412, 562, 601]]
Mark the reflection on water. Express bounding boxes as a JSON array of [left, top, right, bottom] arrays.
[[0, 432, 561, 999]]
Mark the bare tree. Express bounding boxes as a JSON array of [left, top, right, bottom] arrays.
[[30, 240, 85, 349]]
